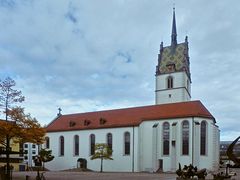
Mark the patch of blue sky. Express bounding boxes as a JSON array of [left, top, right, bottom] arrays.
[[0, 43, 21, 53], [90, 73, 100, 79], [0, 68, 17, 79], [0, 0, 16, 9], [72, 28, 85, 38], [121, 75, 128, 79]]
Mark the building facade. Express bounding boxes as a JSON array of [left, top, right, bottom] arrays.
[[22, 143, 39, 167], [45, 9, 220, 172], [0, 120, 24, 171], [0, 138, 24, 171]]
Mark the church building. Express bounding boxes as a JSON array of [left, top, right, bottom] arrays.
[[45, 9, 220, 172]]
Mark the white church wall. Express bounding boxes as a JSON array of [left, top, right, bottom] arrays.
[[139, 121, 155, 172], [155, 72, 191, 104], [46, 116, 218, 173], [159, 120, 173, 172], [133, 127, 139, 172], [212, 125, 220, 170], [140, 118, 198, 172], [170, 118, 192, 171], [138, 123, 143, 171], [155, 117, 217, 172], [193, 119, 200, 168], [196, 118, 219, 171], [138, 120, 172, 172], [152, 123, 162, 172], [46, 126, 139, 172]]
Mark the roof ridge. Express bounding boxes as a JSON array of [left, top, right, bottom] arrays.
[[60, 100, 201, 117]]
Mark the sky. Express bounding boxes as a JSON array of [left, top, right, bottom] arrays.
[[0, 0, 239, 141]]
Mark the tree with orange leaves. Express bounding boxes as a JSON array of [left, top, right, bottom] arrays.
[[0, 107, 46, 145], [0, 77, 45, 180]]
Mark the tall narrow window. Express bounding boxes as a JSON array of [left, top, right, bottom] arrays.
[[107, 133, 112, 155], [74, 135, 79, 156], [182, 121, 189, 155], [59, 136, 64, 156], [167, 76, 173, 89], [124, 132, 130, 155], [90, 134, 95, 155], [45, 137, 50, 149], [163, 122, 170, 155], [200, 121, 207, 155]]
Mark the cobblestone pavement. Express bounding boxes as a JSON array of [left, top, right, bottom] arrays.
[[12, 168, 240, 180], [13, 171, 176, 180]]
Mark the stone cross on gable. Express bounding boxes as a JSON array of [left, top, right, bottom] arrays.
[[57, 107, 62, 116]]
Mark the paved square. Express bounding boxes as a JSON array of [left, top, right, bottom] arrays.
[[12, 168, 240, 180], [13, 171, 176, 180]]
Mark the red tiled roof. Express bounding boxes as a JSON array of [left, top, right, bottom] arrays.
[[46, 100, 215, 132]]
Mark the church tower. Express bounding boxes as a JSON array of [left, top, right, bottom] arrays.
[[155, 8, 191, 105]]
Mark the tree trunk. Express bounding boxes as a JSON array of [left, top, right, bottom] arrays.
[[6, 106, 10, 180], [100, 157, 103, 173], [6, 135, 10, 180]]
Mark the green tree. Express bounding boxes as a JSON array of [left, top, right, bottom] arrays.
[[39, 148, 54, 170], [90, 143, 113, 172], [0, 77, 45, 180]]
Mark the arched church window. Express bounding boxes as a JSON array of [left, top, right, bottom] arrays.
[[107, 133, 112, 155], [59, 136, 64, 156], [200, 121, 207, 155], [74, 135, 79, 156], [182, 120, 189, 155], [90, 134, 95, 155], [167, 76, 173, 89], [162, 122, 170, 155], [124, 132, 130, 155], [45, 136, 50, 149]]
